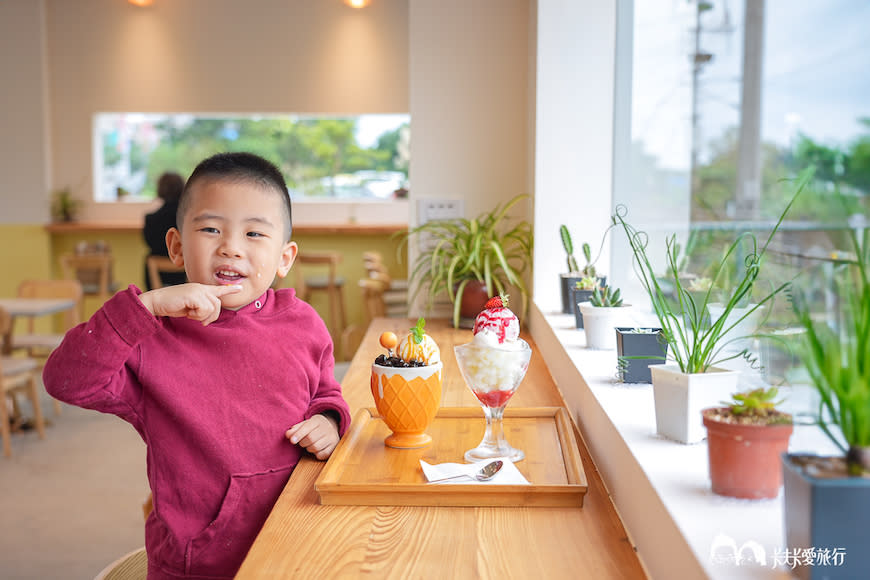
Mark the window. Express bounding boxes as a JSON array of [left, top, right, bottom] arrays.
[[612, 0, 870, 382], [92, 113, 410, 202]]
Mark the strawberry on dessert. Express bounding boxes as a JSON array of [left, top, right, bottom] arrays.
[[473, 295, 520, 344]]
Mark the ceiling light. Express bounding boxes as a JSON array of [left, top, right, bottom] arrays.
[[128, 0, 154, 6], [344, 0, 370, 8]]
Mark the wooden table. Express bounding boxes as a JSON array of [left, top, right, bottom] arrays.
[[236, 319, 647, 579], [0, 298, 76, 355]]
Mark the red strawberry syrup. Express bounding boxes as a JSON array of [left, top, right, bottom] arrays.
[[472, 388, 515, 408]]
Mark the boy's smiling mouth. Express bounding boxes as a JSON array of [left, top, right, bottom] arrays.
[[215, 268, 246, 284]]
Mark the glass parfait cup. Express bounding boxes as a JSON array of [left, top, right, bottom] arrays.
[[454, 339, 532, 462]]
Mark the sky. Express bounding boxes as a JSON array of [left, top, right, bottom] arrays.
[[631, 0, 870, 171], [355, 114, 410, 148]]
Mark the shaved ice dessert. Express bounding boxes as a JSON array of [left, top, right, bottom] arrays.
[[455, 296, 531, 408]]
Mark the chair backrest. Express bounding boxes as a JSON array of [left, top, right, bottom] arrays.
[[294, 251, 342, 297], [17, 279, 83, 330], [146, 255, 185, 290], [0, 305, 11, 337], [60, 253, 114, 298]]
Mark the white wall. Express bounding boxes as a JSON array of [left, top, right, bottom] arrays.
[[533, 0, 617, 314], [407, 0, 533, 315], [0, 0, 51, 224]]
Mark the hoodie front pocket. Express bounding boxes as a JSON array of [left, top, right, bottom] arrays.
[[185, 465, 293, 577]]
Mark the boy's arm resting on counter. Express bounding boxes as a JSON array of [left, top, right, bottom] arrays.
[[43, 286, 160, 423]]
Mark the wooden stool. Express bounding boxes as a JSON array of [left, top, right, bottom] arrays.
[[146, 255, 186, 289], [295, 252, 347, 355], [60, 249, 120, 319]]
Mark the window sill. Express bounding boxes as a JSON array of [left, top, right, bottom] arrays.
[[527, 303, 838, 579]]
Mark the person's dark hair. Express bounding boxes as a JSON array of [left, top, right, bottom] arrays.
[[156, 172, 184, 203], [177, 152, 293, 240]]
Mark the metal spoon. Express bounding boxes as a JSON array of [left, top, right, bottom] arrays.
[[427, 460, 504, 483]]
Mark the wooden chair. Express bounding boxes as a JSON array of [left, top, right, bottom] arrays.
[[294, 251, 347, 355], [12, 279, 83, 415], [340, 278, 389, 361], [93, 546, 147, 580], [146, 255, 186, 289], [60, 252, 119, 318], [1, 306, 46, 458], [362, 251, 408, 317]]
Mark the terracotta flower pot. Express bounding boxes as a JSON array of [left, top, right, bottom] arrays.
[[702, 408, 793, 499], [371, 362, 443, 448], [458, 279, 490, 319]]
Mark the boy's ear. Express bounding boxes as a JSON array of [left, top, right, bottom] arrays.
[[276, 241, 298, 278], [166, 228, 185, 267]]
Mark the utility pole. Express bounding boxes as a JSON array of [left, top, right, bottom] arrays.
[[689, 1, 734, 215], [735, 0, 765, 220]]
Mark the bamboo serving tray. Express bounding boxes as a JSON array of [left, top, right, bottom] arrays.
[[314, 406, 588, 507]]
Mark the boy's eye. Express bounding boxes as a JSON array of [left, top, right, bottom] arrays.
[[247, 231, 265, 238], [199, 227, 219, 234]]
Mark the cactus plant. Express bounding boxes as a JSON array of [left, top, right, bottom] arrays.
[[560, 225, 579, 273]]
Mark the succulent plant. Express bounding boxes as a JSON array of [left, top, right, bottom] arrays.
[[590, 285, 623, 307]]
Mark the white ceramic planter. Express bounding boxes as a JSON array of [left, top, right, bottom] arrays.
[[649, 364, 739, 444], [578, 302, 634, 350]]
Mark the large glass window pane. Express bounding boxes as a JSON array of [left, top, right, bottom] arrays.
[[92, 113, 410, 202], [613, 0, 870, 384]]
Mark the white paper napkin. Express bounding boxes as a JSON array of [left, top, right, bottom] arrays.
[[420, 458, 531, 485]]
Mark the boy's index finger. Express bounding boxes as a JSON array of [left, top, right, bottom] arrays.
[[210, 284, 243, 296]]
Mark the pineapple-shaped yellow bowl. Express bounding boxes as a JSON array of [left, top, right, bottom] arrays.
[[370, 362, 443, 448]]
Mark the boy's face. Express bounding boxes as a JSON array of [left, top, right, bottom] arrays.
[[165, 179, 297, 310]]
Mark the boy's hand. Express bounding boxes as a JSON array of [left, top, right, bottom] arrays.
[[285, 414, 340, 460], [139, 283, 242, 326]]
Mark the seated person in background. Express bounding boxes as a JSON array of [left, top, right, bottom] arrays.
[[144, 171, 187, 289], [44, 152, 351, 579]]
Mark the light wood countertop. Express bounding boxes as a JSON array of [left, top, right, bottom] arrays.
[[235, 318, 647, 579]]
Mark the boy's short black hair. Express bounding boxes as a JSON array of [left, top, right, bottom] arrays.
[[178, 152, 293, 240]]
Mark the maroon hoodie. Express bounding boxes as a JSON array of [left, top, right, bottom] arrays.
[[44, 286, 350, 579]]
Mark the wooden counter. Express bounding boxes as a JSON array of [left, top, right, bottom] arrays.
[[236, 319, 647, 579]]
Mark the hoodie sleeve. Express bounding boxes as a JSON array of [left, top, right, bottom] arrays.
[[300, 321, 352, 436], [43, 285, 161, 426]]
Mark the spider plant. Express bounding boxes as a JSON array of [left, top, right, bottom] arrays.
[[400, 194, 533, 328], [613, 168, 812, 374], [791, 223, 870, 475]]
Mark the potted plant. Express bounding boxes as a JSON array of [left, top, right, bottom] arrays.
[[50, 187, 82, 222], [783, 224, 870, 579], [702, 387, 793, 499], [571, 275, 600, 329], [616, 327, 668, 383], [401, 194, 533, 328], [559, 224, 582, 314], [578, 285, 633, 350], [559, 225, 607, 314], [612, 168, 811, 443]]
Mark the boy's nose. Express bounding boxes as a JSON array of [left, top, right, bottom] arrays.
[[218, 238, 243, 258]]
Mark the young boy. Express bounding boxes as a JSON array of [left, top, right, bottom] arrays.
[[43, 152, 351, 579]]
